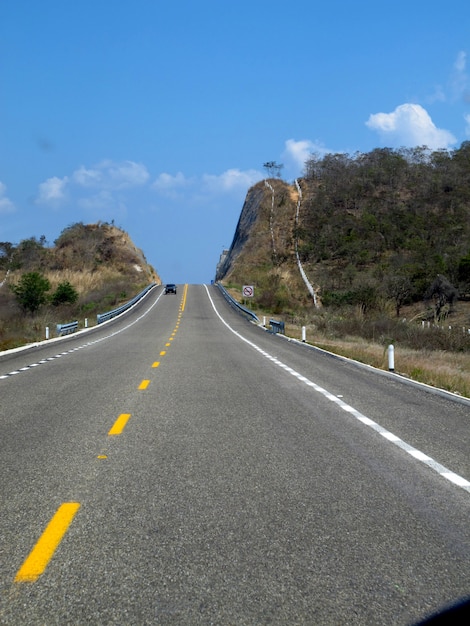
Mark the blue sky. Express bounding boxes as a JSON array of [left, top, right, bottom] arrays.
[[1, 0, 469, 284]]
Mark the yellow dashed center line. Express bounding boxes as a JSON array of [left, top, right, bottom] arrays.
[[108, 413, 131, 435], [16, 285, 190, 584], [15, 503, 80, 583]]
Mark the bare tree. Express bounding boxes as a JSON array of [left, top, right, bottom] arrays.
[[424, 274, 458, 321], [263, 161, 284, 179], [385, 275, 412, 317]]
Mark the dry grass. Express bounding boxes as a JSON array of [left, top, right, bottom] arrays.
[[0, 222, 160, 351], [44, 268, 123, 294], [0, 269, 152, 351], [285, 323, 470, 399], [226, 282, 470, 399], [6, 267, 125, 295]]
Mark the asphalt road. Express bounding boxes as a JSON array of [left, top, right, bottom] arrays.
[[0, 284, 469, 625]]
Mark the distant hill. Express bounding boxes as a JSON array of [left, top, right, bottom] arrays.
[[217, 143, 470, 323], [0, 221, 160, 349]]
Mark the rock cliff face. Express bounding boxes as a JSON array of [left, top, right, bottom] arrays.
[[216, 179, 300, 277], [215, 182, 267, 281], [214, 178, 314, 310]]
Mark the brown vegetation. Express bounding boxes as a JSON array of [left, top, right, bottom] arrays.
[[219, 144, 470, 398], [0, 222, 159, 350]]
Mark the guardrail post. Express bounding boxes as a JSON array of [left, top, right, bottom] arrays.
[[269, 319, 285, 334], [56, 321, 78, 336], [388, 344, 395, 372]]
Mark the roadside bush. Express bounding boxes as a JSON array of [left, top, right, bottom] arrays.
[[10, 272, 51, 314], [50, 281, 79, 306]]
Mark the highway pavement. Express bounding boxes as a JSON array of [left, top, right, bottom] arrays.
[[0, 284, 469, 624]]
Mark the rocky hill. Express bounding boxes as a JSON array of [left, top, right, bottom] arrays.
[[217, 144, 470, 324], [216, 179, 311, 313], [0, 221, 160, 349]]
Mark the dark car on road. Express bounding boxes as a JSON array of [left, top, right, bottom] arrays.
[[164, 283, 177, 294]]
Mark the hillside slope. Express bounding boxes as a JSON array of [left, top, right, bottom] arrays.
[[0, 222, 160, 349], [217, 144, 470, 325], [1, 222, 159, 284], [216, 179, 312, 313]]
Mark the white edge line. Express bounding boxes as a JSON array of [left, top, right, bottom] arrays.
[[204, 285, 470, 494], [0, 288, 165, 380]]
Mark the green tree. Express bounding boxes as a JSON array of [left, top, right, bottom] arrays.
[[0, 242, 15, 268], [10, 272, 51, 314], [16, 236, 48, 269], [50, 281, 79, 306]]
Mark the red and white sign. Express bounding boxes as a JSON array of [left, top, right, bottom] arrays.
[[242, 285, 254, 297]]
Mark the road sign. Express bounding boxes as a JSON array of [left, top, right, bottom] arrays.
[[242, 285, 254, 297]]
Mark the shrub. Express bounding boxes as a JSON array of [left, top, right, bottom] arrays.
[[10, 272, 51, 314], [50, 281, 79, 306]]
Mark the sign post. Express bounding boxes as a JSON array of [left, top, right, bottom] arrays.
[[242, 285, 254, 308]]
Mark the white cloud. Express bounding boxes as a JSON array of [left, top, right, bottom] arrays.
[[152, 171, 191, 191], [425, 51, 470, 108], [283, 139, 329, 171], [104, 160, 150, 188], [34, 161, 263, 219], [450, 50, 468, 101], [73, 160, 150, 190], [37, 159, 151, 208], [454, 50, 466, 74], [152, 168, 262, 199], [77, 190, 114, 211], [36, 176, 69, 205], [366, 103, 456, 149], [0, 182, 15, 214], [426, 85, 446, 104], [201, 168, 261, 193], [465, 113, 470, 137], [73, 166, 103, 188]]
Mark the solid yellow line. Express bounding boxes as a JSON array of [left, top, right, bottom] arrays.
[[139, 380, 150, 390], [180, 284, 188, 312], [108, 413, 131, 435], [15, 503, 80, 583]]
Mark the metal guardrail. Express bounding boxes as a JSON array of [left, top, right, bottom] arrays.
[[97, 283, 156, 324], [216, 283, 259, 322], [269, 319, 285, 334], [56, 321, 78, 336]]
